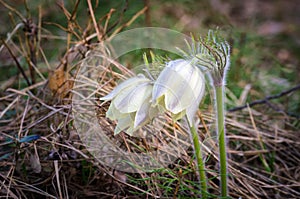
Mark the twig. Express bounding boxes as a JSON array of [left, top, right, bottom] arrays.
[[144, 0, 151, 26], [108, 6, 148, 41], [228, 84, 300, 117], [105, 0, 128, 36], [0, 97, 20, 120], [103, 8, 116, 34], [1, 39, 31, 86], [24, 18, 38, 85], [0, 0, 25, 21], [87, 0, 102, 42], [247, 104, 271, 173], [0, 23, 24, 53], [54, 161, 63, 199]]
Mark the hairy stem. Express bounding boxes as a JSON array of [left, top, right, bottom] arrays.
[[189, 121, 208, 198], [215, 85, 228, 197]]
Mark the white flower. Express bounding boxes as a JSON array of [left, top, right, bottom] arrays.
[[100, 74, 160, 136], [152, 59, 205, 126]]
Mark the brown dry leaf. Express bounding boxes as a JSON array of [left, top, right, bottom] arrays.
[[48, 67, 65, 93], [48, 67, 73, 99]]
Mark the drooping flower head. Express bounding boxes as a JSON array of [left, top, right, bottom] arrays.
[[100, 74, 160, 136], [152, 59, 205, 126]]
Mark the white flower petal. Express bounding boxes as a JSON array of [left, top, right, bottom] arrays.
[[114, 83, 152, 113], [152, 66, 177, 102], [166, 59, 186, 71], [106, 102, 127, 120], [134, 97, 160, 128], [125, 126, 135, 136], [186, 91, 204, 126], [134, 102, 150, 128], [186, 67, 205, 125], [171, 110, 186, 122], [100, 74, 149, 101], [114, 114, 133, 135], [165, 70, 194, 113], [154, 68, 185, 113]]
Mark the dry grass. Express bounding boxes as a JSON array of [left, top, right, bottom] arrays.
[[0, 1, 299, 198]]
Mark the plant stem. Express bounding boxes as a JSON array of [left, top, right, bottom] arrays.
[[215, 85, 228, 197], [189, 121, 207, 199]]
